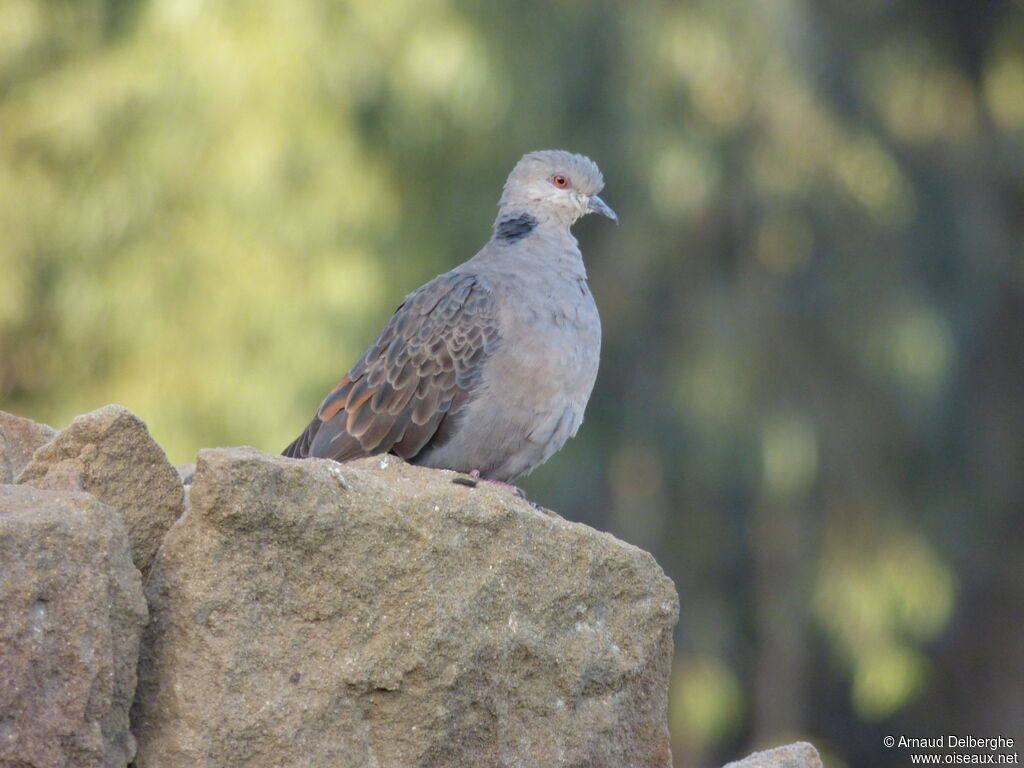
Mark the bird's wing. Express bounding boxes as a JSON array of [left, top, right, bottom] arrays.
[[283, 271, 499, 463]]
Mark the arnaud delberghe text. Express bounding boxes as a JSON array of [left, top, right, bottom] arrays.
[[899, 736, 1016, 751]]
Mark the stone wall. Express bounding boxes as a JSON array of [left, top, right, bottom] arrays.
[[0, 406, 819, 768]]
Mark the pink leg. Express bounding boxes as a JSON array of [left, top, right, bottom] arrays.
[[452, 469, 527, 500], [479, 477, 526, 498]]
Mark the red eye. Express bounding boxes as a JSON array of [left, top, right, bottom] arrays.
[[551, 174, 570, 188]]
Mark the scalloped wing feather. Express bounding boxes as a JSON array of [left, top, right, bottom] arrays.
[[282, 272, 498, 463]]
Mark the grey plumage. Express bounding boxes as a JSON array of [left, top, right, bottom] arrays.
[[283, 149, 616, 482]]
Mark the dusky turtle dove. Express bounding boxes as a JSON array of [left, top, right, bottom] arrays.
[[284, 150, 616, 482]]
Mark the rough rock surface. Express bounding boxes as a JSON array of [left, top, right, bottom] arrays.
[[0, 410, 56, 484], [174, 463, 195, 485], [17, 404, 184, 577], [0, 485, 148, 768], [134, 447, 679, 768], [723, 741, 824, 768]]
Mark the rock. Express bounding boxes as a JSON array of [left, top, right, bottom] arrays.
[[723, 741, 824, 768], [0, 485, 148, 768], [134, 447, 679, 768], [0, 411, 56, 484], [174, 463, 196, 485], [17, 404, 184, 578]]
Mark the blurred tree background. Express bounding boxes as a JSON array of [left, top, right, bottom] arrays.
[[2, 0, 1022, 765]]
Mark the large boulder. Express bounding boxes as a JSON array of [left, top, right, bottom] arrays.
[[723, 742, 824, 768], [0, 485, 147, 768], [133, 447, 679, 768], [0, 411, 56, 484], [17, 405, 184, 578]]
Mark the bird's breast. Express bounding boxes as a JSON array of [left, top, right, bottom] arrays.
[[491, 272, 601, 406]]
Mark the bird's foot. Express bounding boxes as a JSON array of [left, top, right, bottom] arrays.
[[483, 477, 528, 500], [451, 470, 530, 502], [451, 468, 482, 488]]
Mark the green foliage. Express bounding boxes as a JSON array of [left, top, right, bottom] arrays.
[[815, 520, 955, 718], [3, 1, 1022, 765]]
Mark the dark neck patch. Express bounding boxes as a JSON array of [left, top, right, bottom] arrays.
[[495, 213, 537, 243]]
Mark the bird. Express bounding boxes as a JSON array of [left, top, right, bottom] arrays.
[[283, 150, 617, 483]]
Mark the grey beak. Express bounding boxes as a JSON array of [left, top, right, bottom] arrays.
[[587, 194, 619, 224]]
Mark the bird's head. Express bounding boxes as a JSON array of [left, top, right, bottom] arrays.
[[498, 150, 618, 227]]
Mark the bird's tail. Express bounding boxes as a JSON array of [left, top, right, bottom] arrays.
[[282, 417, 320, 458]]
